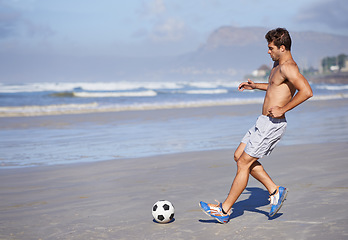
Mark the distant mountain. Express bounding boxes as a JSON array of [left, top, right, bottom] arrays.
[[173, 26, 348, 81], [1, 26, 348, 83]]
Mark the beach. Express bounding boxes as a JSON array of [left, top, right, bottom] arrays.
[[1, 98, 348, 239]]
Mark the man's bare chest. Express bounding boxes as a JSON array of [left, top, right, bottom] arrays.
[[268, 66, 285, 86]]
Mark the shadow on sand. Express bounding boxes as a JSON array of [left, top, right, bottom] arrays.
[[199, 187, 283, 224]]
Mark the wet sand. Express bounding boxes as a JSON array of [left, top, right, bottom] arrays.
[[1, 141, 348, 239]]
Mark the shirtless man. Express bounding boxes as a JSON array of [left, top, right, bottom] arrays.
[[200, 28, 313, 223]]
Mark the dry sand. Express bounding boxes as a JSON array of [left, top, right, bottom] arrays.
[[1, 141, 348, 239]]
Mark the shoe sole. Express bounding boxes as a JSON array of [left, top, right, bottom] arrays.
[[269, 188, 288, 217], [199, 203, 228, 224]]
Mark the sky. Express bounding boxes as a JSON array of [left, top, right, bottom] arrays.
[[1, 0, 348, 58]]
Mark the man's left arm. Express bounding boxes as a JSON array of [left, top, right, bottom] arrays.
[[271, 64, 313, 117]]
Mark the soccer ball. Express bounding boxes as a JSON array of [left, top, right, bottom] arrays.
[[152, 200, 175, 223]]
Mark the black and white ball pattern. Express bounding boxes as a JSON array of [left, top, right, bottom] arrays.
[[152, 200, 175, 223]]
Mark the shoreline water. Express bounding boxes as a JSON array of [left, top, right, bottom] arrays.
[[0, 93, 347, 118], [0, 97, 348, 239], [1, 98, 348, 168]]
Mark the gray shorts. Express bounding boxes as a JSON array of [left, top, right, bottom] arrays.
[[241, 115, 287, 159]]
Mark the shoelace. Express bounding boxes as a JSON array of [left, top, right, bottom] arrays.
[[269, 195, 277, 205], [207, 200, 221, 212], [269, 192, 280, 205], [213, 200, 231, 215]]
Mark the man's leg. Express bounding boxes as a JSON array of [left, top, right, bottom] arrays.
[[234, 143, 277, 195], [221, 151, 259, 213], [201, 143, 281, 219]]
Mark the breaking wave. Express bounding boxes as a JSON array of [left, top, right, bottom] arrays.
[[1, 80, 348, 117], [0, 98, 264, 117], [51, 90, 158, 98], [0, 81, 239, 94], [1, 93, 347, 117]]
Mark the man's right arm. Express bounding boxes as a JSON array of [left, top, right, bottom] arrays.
[[238, 79, 268, 91], [253, 82, 268, 91]]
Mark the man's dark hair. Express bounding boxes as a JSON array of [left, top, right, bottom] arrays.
[[265, 28, 292, 51]]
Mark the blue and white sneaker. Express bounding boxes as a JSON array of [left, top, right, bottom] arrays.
[[199, 200, 231, 224], [269, 186, 288, 217]]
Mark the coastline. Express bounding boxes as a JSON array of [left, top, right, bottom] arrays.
[[1, 97, 347, 129], [1, 98, 348, 168], [307, 72, 348, 84], [1, 97, 348, 239]]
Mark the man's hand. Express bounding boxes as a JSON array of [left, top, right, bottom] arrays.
[[238, 79, 255, 91], [268, 106, 284, 118]]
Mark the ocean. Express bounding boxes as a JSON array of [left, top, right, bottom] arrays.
[[0, 81, 260, 116], [1, 81, 347, 117], [1, 80, 348, 168]]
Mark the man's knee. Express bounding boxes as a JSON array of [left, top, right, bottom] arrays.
[[233, 152, 239, 162], [236, 153, 258, 170], [234, 149, 246, 162], [236, 157, 248, 169], [234, 143, 246, 162]]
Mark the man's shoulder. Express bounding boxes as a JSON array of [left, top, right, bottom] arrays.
[[280, 59, 297, 69], [279, 60, 299, 76]]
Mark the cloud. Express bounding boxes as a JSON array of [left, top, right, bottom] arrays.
[[148, 0, 166, 15], [135, 0, 189, 43], [140, 0, 166, 17], [22, 19, 54, 38], [296, 0, 348, 31], [150, 18, 187, 42], [0, 1, 54, 39], [0, 2, 21, 38]]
